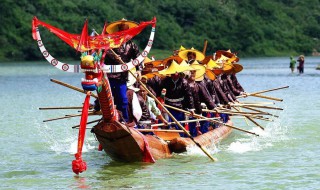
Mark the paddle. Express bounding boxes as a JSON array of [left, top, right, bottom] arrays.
[[250, 94, 283, 102], [108, 49, 218, 161], [50, 78, 98, 98], [237, 86, 289, 98], [151, 118, 219, 128], [232, 106, 265, 130], [72, 119, 102, 128], [43, 112, 98, 122], [241, 106, 279, 118], [39, 106, 85, 110], [164, 104, 259, 136], [231, 104, 283, 110]]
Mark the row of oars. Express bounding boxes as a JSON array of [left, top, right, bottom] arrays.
[[41, 79, 287, 135]]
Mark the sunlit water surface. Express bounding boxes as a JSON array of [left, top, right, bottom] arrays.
[[0, 57, 319, 189]]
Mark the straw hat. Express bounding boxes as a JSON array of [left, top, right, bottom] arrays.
[[162, 55, 183, 65], [159, 60, 195, 75], [202, 55, 214, 65], [190, 61, 206, 81], [144, 57, 152, 64], [224, 63, 243, 74], [212, 68, 224, 76], [222, 56, 240, 71], [206, 59, 221, 70], [106, 18, 138, 34], [215, 50, 239, 62], [178, 47, 205, 61], [205, 70, 216, 80]]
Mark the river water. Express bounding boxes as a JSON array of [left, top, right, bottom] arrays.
[[0, 57, 319, 189]]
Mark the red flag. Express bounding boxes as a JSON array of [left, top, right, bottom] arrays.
[[77, 19, 89, 52], [32, 16, 156, 52]]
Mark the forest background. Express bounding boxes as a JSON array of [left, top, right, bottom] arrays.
[[0, 0, 319, 61]]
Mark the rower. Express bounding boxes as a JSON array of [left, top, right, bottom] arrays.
[[136, 85, 169, 133]]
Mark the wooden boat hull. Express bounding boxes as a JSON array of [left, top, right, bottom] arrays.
[[168, 120, 233, 153], [92, 120, 171, 162], [92, 120, 233, 162]]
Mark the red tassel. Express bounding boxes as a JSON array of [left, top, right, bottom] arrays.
[[72, 92, 90, 174]]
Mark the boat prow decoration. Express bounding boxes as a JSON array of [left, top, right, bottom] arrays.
[[32, 16, 156, 73]]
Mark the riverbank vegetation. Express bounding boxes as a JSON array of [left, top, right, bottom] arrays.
[[0, 0, 319, 61]]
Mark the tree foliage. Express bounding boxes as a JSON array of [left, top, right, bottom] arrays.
[[0, 0, 319, 61]]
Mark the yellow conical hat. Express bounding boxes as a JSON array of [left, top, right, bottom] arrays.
[[215, 49, 239, 62], [159, 60, 195, 75], [106, 18, 138, 34], [178, 47, 205, 61], [205, 70, 216, 80], [190, 61, 206, 81], [206, 59, 220, 70], [223, 57, 239, 71], [179, 60, 189, 67], [224, 63, 243, 74], [144, 57, 152, 64], [179, 45, 186, 51]]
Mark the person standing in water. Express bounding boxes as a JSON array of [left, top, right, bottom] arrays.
[[289, 56, 296, 73], [297, 55, 305, 74]]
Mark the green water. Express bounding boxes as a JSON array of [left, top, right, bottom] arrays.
[[0, 57, 320, 189]]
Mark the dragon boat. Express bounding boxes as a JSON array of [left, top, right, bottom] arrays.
[[32, 16, 233, 174]]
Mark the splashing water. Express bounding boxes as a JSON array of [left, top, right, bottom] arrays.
[[34, 119, 97, 154], [227, 110, 289, 154]]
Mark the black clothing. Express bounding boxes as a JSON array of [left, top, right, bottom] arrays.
[[105, 41, 140, 82]]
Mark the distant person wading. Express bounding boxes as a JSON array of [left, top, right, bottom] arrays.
[[289, 56, 296, 73], [297, 55, 305, 74]]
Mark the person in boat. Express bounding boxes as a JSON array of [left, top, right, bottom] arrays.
[[138, 75, 157, 97], [289, 56, 296, 73], [104, 19, 141, 122], [297, 55, 305, 74], [178, 47, 205, 64], [187, 61, 217, 136], [136, 85, 169, 131], [158, 60, 195, 134], [126, 85, 142, 127], [225, 63, 246, 96]]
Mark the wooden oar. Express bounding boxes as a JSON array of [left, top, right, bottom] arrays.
[[202, 39, 208, 55], [241, 106, 279, 118], [109, 49, 218, 161], [39, 106, 84, 110], [232, 106, 265, 130], [232, 104, 283, 110], [50, 78, 98, 98], [72, 119, 102, 128], [44, 112, 97, 122], [137, 129, 184, 133], [250, 94, 283, 102], [237, 101, 275, 105], [43, 113, 82, 122], [205, 108, 267, 116], [237, 86, 289, 98], [151, 118, 219, 127], [164, 104, 259, 136], [249, 86, 289, 95]]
